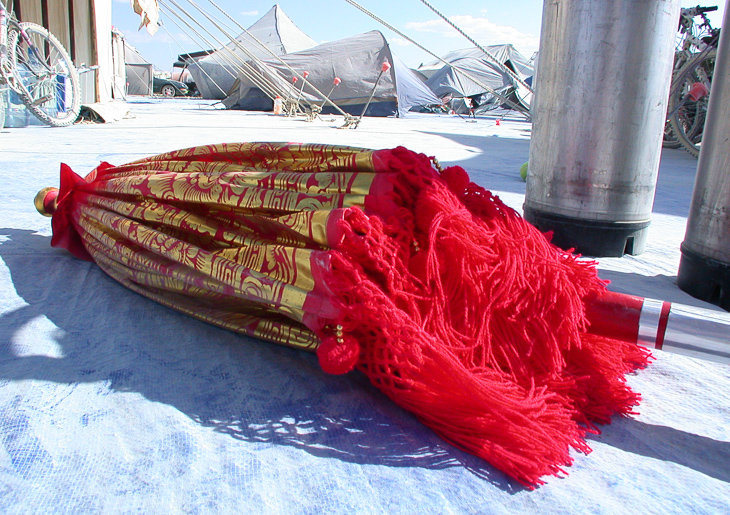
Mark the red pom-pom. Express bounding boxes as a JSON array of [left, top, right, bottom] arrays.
[[381, 60, 391, 72], [317, 334, 360, 375], [333, 77, 341, 85], [440, 166, 470, 194]]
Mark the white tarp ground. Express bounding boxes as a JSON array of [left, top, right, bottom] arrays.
[[0, 99, 728, 513]]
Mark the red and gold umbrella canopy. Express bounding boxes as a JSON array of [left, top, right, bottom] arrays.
[[36, 142, 650, 488]]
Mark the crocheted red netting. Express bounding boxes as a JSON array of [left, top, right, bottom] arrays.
[[316, 147, 650, 488]]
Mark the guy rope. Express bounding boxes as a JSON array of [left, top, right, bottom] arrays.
[[342, 0, 532, 119], [418, 0, 534, 95], [160, 0, 288, 102], [204, 0, 357, 125]]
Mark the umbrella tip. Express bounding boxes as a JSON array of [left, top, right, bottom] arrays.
[[35, 187, 59, 217]]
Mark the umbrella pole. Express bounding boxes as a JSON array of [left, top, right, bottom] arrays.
[[586, 290, 730, 364], [33, 181, 729, 364]]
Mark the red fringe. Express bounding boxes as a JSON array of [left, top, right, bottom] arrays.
[[315, 147, 651, 488]]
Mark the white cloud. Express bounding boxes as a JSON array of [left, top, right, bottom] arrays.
[[391, 37, 411, 47], [240, 10, 259, 16], [406, 15, 539, 54]]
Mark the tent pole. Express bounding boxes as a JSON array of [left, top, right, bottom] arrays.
[[340, 60, 390, 129], [207, 0, 351, 118], [160, 0, 282, 99]]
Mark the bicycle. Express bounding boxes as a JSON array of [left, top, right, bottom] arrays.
[[668, 48, 716, 157], [0, 2, 81, 129], [663, 5, 720, 156]]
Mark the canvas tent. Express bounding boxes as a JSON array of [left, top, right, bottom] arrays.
[[222, 30, 440, 117], [417, 44, 534, 80], [188, 4, 317, 99], [124, 39, 154, 96], [111, 29, 127, 100], [420, 45, 535, 113]]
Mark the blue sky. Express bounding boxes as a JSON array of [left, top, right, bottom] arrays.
[[112, 0, 726, 72]]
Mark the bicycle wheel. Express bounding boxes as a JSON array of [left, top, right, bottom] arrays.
[[668, 49, 716, 158], [662, 120, 682, 148], [663, 52, 689, 149], [8, 22, 81, 127]]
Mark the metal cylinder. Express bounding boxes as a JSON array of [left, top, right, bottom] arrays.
[[677, 1, 730, 311], [524, 0, 680, 256]]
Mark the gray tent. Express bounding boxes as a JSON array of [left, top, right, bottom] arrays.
[[420, 45, 534, 112], [188, 4, 317, 99], [222, 30, 440, 117], [417, 44, 534, 80], [124, 40, 154, 96]]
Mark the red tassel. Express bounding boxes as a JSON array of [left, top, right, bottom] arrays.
[[317, 147, 650, 488], [317, 334, 360, 375]]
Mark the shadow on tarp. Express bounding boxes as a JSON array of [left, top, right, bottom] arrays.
[[417, 130, 531, 198], [0, 229, 517, 492], [420, 129, 699, 219], [589, 418, 730, 484], [596, 269, 726, 311]]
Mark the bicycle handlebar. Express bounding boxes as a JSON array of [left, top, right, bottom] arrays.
[[682, 5, 718, 17], [679, 5, 718, 34]]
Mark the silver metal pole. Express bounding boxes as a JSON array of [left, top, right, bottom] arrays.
[[524, 0, 680, 256], [677, 0, 730, 311]]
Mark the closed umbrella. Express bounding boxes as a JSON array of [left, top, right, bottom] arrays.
[[35, 142, 708, 488]]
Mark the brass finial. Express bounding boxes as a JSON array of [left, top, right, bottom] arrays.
[[34, 187, 59, 217]]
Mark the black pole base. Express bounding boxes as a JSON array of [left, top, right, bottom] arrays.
[[523, 206, 650, 257], [677, 244, 730, 311]]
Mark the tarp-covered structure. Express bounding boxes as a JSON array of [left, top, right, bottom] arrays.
[[222, 31, 440, 117], [124, 39, 154, 96], [188, 4, 317, 99], [419, 45, 535, 113], [417, 44, 534, 80]]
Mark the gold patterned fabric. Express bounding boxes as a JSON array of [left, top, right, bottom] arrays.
[[40, 141, 654, 488], [48, 142, 390, 350]]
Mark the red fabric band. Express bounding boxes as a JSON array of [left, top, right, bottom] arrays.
[[655, 301, 672, 351]]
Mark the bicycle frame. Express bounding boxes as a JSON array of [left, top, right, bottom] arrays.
[[665, 6, 720, 157]]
